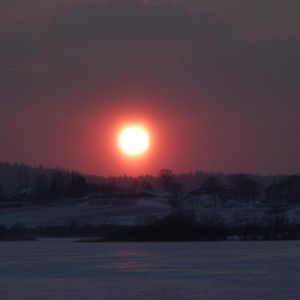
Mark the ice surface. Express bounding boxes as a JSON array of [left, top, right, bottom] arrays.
[[0, 240, 299, 300]]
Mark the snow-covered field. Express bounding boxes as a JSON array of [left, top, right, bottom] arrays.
[[0, 199, 171, 226], [0, 239, 299, 300], [0, 197, 299, 227]]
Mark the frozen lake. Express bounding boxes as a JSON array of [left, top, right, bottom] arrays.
[[0, 240, 299, 300]]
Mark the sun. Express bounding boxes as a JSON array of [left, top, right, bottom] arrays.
[[118, 126, 150, 156]]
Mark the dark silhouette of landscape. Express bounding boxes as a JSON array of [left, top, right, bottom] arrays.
[[1, 162, 299, 241]]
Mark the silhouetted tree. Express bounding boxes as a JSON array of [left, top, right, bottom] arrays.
[[0, 185, 7, 202], [230, 174, 259, 204], [34, 174, 49, 204], [67, 173, 88, 198], [265, 175, 300, 204], [201, 176, 222, 208], [158, 169, 176, 191], [140, 180, 153, 191], [158, 169, 183, 209], [97, 182, 118, 194], [48, 177, 59, 200]]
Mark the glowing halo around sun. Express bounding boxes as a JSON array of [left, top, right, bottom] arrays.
[[118, 126, 150, 156]]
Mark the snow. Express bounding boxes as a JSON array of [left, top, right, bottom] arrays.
[[0, 239, 299, 299], [0, 196, 299, 227], [0, 200, 171, 226]]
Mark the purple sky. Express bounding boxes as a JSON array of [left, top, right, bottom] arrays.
[[1, 0, 300, 175]]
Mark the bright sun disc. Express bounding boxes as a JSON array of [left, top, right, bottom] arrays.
[[119, 126, 150, 156]]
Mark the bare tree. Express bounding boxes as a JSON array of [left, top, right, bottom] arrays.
[[230, 174, 260, 205], [201, 176, 222, 208], [158, 169, 183, 209]]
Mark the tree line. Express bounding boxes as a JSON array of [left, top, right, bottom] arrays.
[[0, 163, 299, 207]]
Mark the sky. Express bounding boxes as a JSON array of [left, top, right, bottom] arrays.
[[0, 0, 300, 176]]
